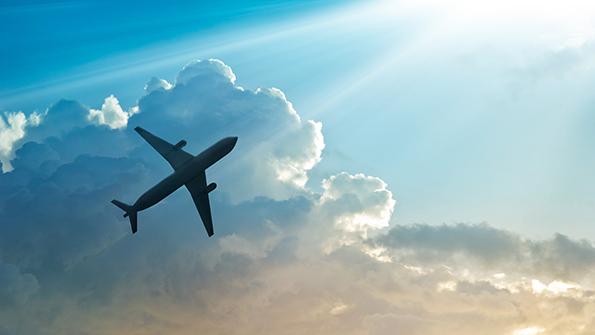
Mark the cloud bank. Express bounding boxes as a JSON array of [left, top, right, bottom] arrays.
[[1, 59, 595, 335]]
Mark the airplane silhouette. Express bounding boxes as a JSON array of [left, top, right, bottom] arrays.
[[112, 127, 238, 236]]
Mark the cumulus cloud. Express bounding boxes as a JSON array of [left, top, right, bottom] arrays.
[[1, 97, 136, 173], [88, 94, 135, 129], [0, 111, 41, 172], [268, 94, 324, 189], [2, 58, 595, 335], [144, 76, 172, 93], [3, 59, 325, 202], [131, 58, 325, 200], [177, 58, 236, 85], [320, 172, 395, 233], [313, 172, 396, 254]]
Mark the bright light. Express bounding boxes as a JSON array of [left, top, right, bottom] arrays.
[[380, 0, 595, 33], [375, 0, 595, 42], [532, 279, 581, 296], [379, 0, 595, 19], [512, 326, 545, 335]]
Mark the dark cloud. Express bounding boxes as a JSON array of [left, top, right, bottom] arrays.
[[0, 154, 147, 273], [376, 223, 595, 281], [528, 233, 595, 279], [378, 223, 522, 263], [36, 99, 89, 137]]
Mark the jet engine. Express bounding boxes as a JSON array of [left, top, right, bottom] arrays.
[[174, 140, 187, 149], [206, 182, 217, 193]]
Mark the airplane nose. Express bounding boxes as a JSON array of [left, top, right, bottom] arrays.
[[230, 136, 238, 147]]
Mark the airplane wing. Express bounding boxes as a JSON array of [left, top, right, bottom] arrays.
[[135, 127, 193, 170], [185, 171, 214, 236]]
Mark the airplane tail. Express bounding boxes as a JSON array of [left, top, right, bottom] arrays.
[[111, 200, 138, 234]]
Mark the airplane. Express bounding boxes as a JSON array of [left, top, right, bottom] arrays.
[[111, 127, 238, 236]]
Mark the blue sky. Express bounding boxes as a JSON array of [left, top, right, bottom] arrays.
[[2, 1, 595, 334], [0, 0, 345, 88]]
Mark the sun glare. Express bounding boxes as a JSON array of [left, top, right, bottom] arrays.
[[513, 327, 545, 335], [376, 0, 595, 37]]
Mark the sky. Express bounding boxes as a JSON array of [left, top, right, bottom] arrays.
[[1, 0, 595, 334]]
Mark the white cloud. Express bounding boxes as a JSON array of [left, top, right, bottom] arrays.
[[144, 77, 172, 93], [531, 279, 582, 298], [0, 111, 42, 172], [320, 172, 395, 235], [303, 172, 397, 255], [88, 95, 133, 129], [133, 59, 325, 200], [177, 58, 236, 85], [437, 280, 457, 292], [329, 302, 351, 316], [267, 92, 325, 188], [4, 60, 325, 201]]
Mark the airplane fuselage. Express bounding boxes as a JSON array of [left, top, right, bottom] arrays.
[[133, 137, 237, 212]]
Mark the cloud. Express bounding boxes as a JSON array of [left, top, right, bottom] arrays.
[[376, 223, 595, 282], [144, 77, 172, 93], [364, 313, 433, 335], [0, 96, 141, 174], [320, 172, 395, 234], [377, 223, 522, 263], [0, 154, 148, 272], [0, 111, 41, 172], [0, 262, 39, 306], [177, 58, 237, 85], [218, 232, 280, 260], [2, 58, 595, 335], [4, 58, 325, 201], [312, 172, 396, 255], [131, 58, 325, 200], [88, 95, 135, 129], [0, 58, 330, 334]]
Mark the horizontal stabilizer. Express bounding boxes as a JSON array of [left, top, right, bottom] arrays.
[[111, 199, 138, 234]]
